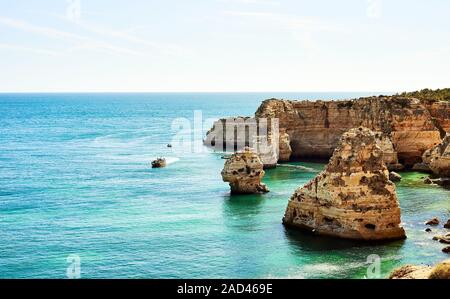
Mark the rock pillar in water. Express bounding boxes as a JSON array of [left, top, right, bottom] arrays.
[[221, 147, 269, 194], [283, 127, 406, 241]]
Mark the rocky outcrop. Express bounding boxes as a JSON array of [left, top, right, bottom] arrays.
[[206, 93, 445, 168], [426, 218, 440, 226], [427, 134, 450, 177], [389, 265, 433, 279], [282, 127, 406, 241], [400, 89, 450, 135], [422, 101, 450, 135], [445, 219, 450, 229], [389, 172, 402, 182], [390, 259, 450, 279], [221, 147, 269, 194], [255, 96, 441, 167]]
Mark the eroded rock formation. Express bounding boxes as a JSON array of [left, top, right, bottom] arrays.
[[282, 127, 406, 241], [205, 92, 448, 169], [255, 97, 441, 167], [221, 147, 269, 194]]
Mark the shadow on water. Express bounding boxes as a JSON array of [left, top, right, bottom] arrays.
[[222, 193, 266, 218], [283, 226, 406, 253]]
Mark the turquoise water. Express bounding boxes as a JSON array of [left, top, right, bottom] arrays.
[[0, 93, 448, 279]]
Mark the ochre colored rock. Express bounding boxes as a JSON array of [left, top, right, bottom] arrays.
[[278, 129, 292, 162], [423, 101, 450, 134], [282, 127, 406, 241], [389, 265, 432, 279], [390, 259, 450, 279], [221, 147, 269, 194], [428, 134, 450, 178], [206, 94, 444, 168], [255, 97, 441, 167], [429, 260, 450, 279], [428, 260, 450, 279]]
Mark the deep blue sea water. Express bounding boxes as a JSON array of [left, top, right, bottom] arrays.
[[0, 93, 449, 278]]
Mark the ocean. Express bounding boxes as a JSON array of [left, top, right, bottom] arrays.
[[0, 92, 448, 278]]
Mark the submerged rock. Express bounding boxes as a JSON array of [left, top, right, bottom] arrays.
[[221, 147, 269, 194], [426, 218, 440, 226], [282, 127, 406, 241], [433, 235, 450, 244], [151, 158, 167, 168], [389, 172, 402, 182]]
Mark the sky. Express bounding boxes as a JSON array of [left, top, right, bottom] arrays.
[[0, 0, 449, 92]]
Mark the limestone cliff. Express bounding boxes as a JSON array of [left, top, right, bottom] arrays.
[[205, 93, 446, 168], [221, 147, 269, 194], [255, 96, 441, 167], [282, 127, 406, 241]]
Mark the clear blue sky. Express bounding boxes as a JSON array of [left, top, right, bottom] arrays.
[[0, 0, 449, 92]]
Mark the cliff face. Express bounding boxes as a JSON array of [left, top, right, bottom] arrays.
[[424, 101, 450, 135], [205, 94, 447, 168], [427, 134, 450, 177], [221, 147, 269, 194], [282, 127, 406, 241], [255, 96, 442, 167]]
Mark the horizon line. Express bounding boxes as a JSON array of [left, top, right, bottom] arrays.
[[0, 90, 395, 94]]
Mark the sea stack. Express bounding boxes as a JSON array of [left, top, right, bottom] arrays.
[[283, 127, 406, 241], [221, 147, 269, 194]]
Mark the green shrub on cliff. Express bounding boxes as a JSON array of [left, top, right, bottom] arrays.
[[398, 88, 450, 102]]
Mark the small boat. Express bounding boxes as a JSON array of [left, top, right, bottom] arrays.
[[151, 158, 167, 168], [167, 144, 172, 148]]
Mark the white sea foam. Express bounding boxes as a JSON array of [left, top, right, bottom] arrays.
[[164, 157, 180, 164]]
